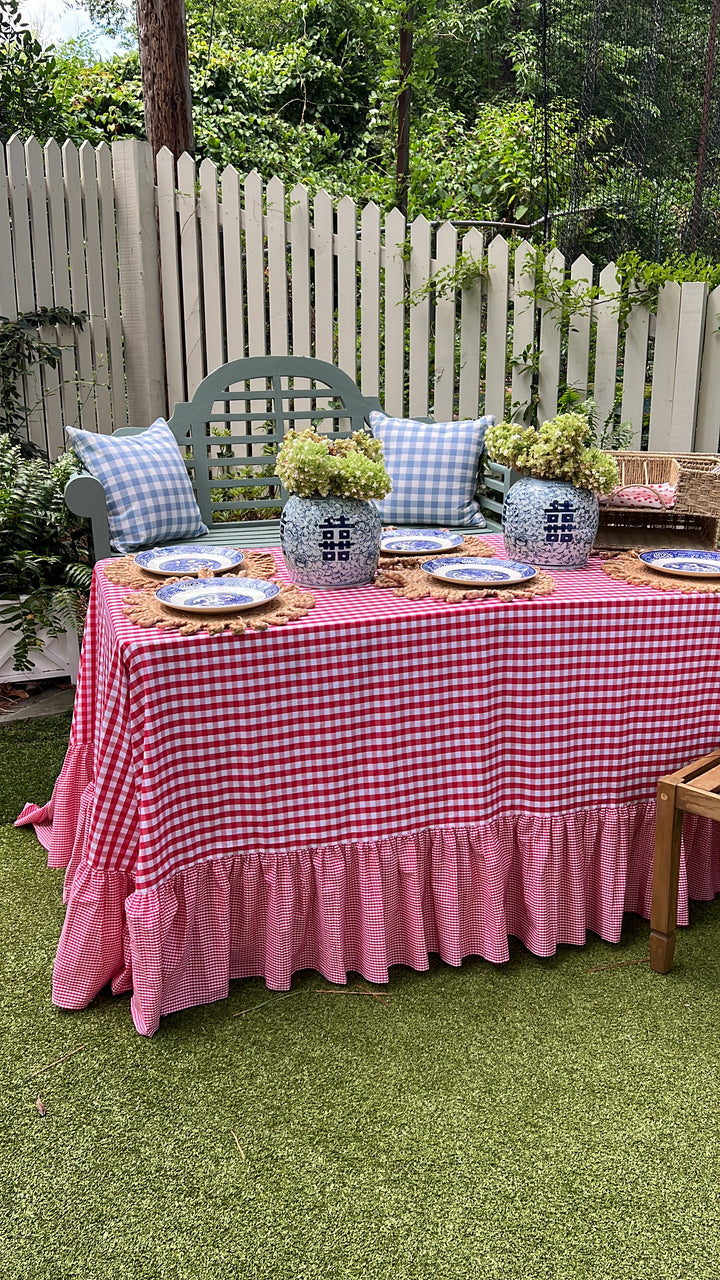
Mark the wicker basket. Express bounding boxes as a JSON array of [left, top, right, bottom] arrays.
[[595, 451, 720, 551]]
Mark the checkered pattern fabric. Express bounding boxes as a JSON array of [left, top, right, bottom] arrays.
[[16, 535, 720, 1035], [66, 419, 208, 554], [369, 410, 493, 527]]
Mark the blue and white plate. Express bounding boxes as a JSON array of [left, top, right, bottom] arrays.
[[155, 577, 280, 614], [135, 546, 245, 576], [422, 556, 537, 586], [380, 529, 465, 555], [638, 549, 720, 578]]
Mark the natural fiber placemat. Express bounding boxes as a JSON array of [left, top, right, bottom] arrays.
[[120, 582, 315, 635], [375, 562, 555, 603], [102, 550, 278, 591], [378, 533, 497, 568], [601, 551, 720, 594]]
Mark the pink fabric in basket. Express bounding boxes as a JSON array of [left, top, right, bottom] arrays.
[[601, 483, 677, 509]]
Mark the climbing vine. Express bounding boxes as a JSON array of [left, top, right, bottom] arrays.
[[0, 307, 87, 456]]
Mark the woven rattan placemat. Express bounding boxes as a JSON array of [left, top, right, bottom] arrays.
[[601, 551, 720, 594], [120, 583, 315, 635], [103, 553, 314, 635], [103, 551, 277, 591], [375, 561, 555, 602], [378, 533, 496, 568]]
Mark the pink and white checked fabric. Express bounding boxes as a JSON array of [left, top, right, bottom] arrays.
[[16, 536, 720, 1034]]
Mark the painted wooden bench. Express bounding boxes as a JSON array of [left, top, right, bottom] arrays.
[[64, 356, 510, 559]]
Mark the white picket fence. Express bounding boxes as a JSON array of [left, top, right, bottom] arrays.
[[2, 136, 720, 459]]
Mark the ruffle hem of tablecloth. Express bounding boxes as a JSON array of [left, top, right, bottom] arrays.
[[15, 787, 720, 1036]]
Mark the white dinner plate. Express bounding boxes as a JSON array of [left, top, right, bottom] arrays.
[[155, 578, 280, 613], [422, 556, 537, 586], [135, 546, 245, 576], [380, 529, 465, 555], [638, 549, 720, 578]]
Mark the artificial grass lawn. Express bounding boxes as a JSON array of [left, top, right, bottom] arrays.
[[2, 718, 720, 1279]]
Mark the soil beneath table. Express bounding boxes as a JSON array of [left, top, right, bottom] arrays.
[[0, 676, 73, 716]]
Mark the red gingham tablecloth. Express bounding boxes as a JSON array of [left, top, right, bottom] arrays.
[[16, 536, 720, 1034]]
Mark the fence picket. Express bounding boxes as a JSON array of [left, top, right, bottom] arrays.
[[383, 207, 406, 416], [432, 222, 457, 421], [199, 158, 224, 374], [360, 201, 381, 398], [220, 166, 246, 365], [537, 247, 564, 424], [620, 284, 650, 446], [7, 136, 47, 448], [79, 142, 112, 434], [485, 235, 508, 422], [157, 147, 185, 409], [44, 140, 79, 436], [63, 141, 97, 431], [670, 281, 708, 451], [289, 183, 311, 359], [96, 142, 127, 430], [409, 215, 431, 418], [176, 152, 203, 395], [336, 196, 357, 380], [25, 138, 63, 457], [511, 239, 535, 423], [695, 284, 720, 453], [244, 171, 266, 360], [593, 263, 620, 434], [111, 140, 165, 428], [458, 227, 484, 421], [0, 145, 14, 316], [266, 175, 289, 356], [648, 281, 681, 449], [566, 254, 593, 400], [313, 189, 334, 364]]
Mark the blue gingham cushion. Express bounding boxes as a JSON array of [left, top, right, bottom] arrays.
[[369, 411, 494, 527], [66, 419, 208, 554]]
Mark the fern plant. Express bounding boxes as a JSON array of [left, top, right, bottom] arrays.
[[0, 434, 92, 672]]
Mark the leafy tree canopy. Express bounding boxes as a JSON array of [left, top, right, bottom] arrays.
[[0, 0, 70, 143]]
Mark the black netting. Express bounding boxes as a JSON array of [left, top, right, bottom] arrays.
[[532, 0, 720, 262]]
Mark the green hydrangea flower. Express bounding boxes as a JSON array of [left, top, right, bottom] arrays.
[[485, 411, 620, 495], [276, 428, 392, 500]]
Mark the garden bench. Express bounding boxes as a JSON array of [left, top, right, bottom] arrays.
[[64, 355, 510, 560]]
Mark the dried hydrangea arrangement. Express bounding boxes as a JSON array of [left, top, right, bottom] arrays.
[[485, 411, 620, 495], [276, 428, 392, 501]]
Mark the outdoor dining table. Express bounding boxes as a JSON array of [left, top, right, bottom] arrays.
[[16, 533, 720, 1035]]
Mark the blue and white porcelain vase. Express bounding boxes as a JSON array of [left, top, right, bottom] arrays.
[[502, 476, 599, 569], [280, 494, 382, 588]]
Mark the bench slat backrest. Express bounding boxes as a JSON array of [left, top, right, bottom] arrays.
[[145, 356, 382, 527]]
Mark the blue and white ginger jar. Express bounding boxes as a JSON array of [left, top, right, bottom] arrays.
[[280, 494, 382, 588], [502, 476, 599, 569]]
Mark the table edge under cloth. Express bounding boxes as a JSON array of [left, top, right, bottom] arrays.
[[15, 542, 720, 1034]]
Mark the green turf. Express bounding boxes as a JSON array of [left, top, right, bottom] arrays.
[[0, 710, 73, 823], [2, 717, 720, 1279]]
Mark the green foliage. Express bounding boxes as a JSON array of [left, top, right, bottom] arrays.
[[486, 405, 620, 494], [276, 427, 391, 499], [54, 49, 145, 141], [0, 434, 91, 671], [209, 431, 282, 520], [0, 308, 87, 455], [0, 0, 70, 143], [614, 250, 720, 324]]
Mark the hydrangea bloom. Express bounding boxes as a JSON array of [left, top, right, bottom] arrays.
[[485, 412, 620, 495], [276, 428, 392, 500]]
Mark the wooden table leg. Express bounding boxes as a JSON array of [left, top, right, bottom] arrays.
[[649, 780, 684, 973]]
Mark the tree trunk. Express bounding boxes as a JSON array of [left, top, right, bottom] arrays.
[[135, 0, 194, 159]]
